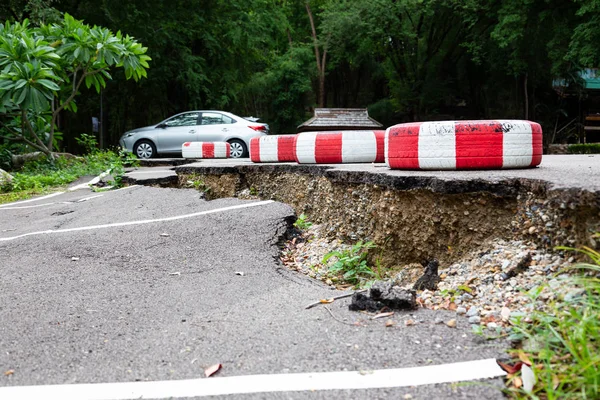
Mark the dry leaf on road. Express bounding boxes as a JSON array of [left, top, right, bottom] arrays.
[[4, 370, 14, 376], [521, 364, 536, 393], [204, 364, 222, 378]]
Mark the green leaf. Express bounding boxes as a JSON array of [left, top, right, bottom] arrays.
[[36, 79, 60, 91]]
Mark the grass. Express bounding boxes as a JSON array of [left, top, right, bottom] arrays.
[[293, 213, 313, 230], [507, 238, 600, 399], [322, 240, 378, 286], [0, 149, 135, 204]]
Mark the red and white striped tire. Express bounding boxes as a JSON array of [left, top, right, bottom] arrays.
[[182, 142, 231, 159], [250, 135, 297, 163], [295, 131, 386, 164], [385, 120, 543, 170]]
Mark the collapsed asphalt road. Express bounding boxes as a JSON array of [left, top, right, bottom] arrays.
[[0, 185, 507, 399]]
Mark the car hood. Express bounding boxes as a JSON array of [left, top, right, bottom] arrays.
[[123, 125, 158, 136]]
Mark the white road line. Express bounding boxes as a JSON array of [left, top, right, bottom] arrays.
[[68, 169, 111, 191], [0, 202, 67, 210], [0, 358, 506, 400], [127, 170, 173, 174], [0, 186, 138, 210], [0, 195, 105, 210], [0, 200, 274, 242], [0, 191, 65, 208]]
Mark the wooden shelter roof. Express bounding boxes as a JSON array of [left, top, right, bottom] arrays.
[[297, 108, 383, 132]]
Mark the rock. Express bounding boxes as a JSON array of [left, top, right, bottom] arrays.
[[350, 282, 417, 312], [456, 307, 467, 315], [487, 322, 498, 330], [500, 307, 511, 321], [412, 260, 441, 291], [466, 307, 479, 317], [468, 316, 481, 324], [0, 169, 13, 188], [461, 293, 474, 301], [446, 319, 457, 328], [369, 281, 417, 310]]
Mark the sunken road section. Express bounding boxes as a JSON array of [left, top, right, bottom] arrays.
[[124, 155, 600, 268]]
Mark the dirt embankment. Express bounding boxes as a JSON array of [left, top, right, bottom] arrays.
[[175, 165, 600, 268]]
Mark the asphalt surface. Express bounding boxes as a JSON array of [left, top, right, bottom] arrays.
[[165, 154, 600, 192], [0, 184, 507, 399]]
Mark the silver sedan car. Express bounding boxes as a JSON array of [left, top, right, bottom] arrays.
[[119, 111, 269, 159]]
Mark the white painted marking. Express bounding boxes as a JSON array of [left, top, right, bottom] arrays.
[[76, 194, 104, 203], [0, 203, 63, 210], [0, 186, 136, 210], [342, 131, 377, 163], [0, 358, 506, 400], [0, 201, 274, 242], [384, 127, 391, 167], [126, 170, 173, 175], [295, 132, 317, 164], [419, 121, 456, 170], [259, 136, 279, 162], [499, 120, 533, 168], [0, 191, 65, 208], [68, 170, 111, 191]]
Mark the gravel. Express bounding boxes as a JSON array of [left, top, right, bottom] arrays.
[[281, 223, 583, 333]]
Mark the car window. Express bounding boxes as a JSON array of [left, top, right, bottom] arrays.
[[164, 113, 200, 127], [201, 112, 236, 125]]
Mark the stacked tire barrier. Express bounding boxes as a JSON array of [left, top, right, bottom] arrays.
[[385, 120, 542, 170], [295, 130, 385, 164], [182, 142, 230, 159], [250, 135, 297, 163]]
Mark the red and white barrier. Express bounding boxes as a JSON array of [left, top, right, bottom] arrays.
[[385, 120, 542, 170], [250, 135, 297, 163], [295, 131, 385, 164], [182, 142, 230, 159]]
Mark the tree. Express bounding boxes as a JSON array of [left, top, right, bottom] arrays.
[[0, 14, 150, 156]]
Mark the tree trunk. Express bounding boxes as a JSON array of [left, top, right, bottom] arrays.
[[524, 73, 529, 120], [306, 1, 326, 108]]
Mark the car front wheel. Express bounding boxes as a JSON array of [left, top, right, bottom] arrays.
[[228, 139, 248, 158], [134, 140, 156, 159]]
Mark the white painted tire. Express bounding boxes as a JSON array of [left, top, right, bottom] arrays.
[[250, 135, 297, 163], [385, 120, 543, 170], [295, 131, 385, 164], [182, 142, 230, 159]]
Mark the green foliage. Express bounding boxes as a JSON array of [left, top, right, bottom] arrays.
[[74, 133, 98, 154], [508, 239, 600, 399], [1, 149, 129, 194], [184, 174, 210, 193], [567, 143, 600, 154], [323, 241, 377, 285], [0, 14, 150, 154], [293, 213, 313, 230]]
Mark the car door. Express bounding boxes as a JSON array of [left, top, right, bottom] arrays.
[[157, 112, 200, 153], [197, 112, 237, 142]]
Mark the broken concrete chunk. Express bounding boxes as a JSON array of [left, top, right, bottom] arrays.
[[349, 281, 417, 312]]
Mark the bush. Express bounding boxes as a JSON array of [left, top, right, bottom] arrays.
[[567, 143, 600, 154], [1, 149, 135, 194]]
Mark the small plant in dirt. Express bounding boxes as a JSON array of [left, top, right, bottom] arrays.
[[323, 241, 377, 286], [506, 236, 600, 399], [185, 174, 210, 193], [293, 213, 313, 230]]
